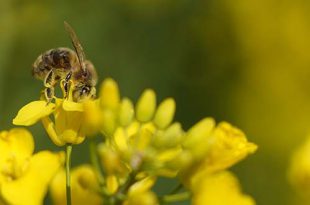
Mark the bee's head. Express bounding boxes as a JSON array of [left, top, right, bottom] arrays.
[[72, 84, 96, 102]]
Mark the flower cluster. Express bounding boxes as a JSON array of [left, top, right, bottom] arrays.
[[11, 77, 257, 205]]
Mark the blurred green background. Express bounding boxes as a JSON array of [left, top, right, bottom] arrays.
[[2, 0, 310, 204]]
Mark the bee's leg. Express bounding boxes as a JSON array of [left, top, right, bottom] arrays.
[[43, 70, 55, 103], [44, 69, 55, 88], [63, 72, 72, 99], [65, 71, 72, 82], [44, 87, 54, 104]]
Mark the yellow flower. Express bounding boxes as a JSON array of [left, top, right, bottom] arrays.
[[180, 120, 257, 185], [0, 128, 64, 205], [204, 122, 257, 173], [13, 79, 90, 146], [124, 177, 158, 205], [288, 135, 310, 196], [191, 171, 255, 205], [50, 165, 102, 205], [13, 98, 86, 146]]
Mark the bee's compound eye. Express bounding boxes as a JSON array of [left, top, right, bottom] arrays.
[[81, 86, 90, 95]]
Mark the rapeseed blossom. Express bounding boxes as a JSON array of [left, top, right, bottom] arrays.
[[13, 80, 86, 146], [12, 75, 257, 204], [0, 128, 63, 205]]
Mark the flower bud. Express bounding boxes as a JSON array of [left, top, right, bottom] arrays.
[[106, 175, 119, 194], [182, 118, 215, 160], [169, 150, 192, 171], [136, 89, 156, 122], [83, 100, 102, 136], [101, 109, 117, 137], [97, 144, 124, 174], [153, 123, 183, 149], [99, 78, 120, 110], [119, 98, 134, 127], [154, 98, 176, 129]]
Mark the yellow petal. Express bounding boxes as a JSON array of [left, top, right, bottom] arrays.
[[1, 151, 64, 205], [63, 100, 84, 112], [54, 103, 85, 145], [129, 176, 156, 194], [0, 129, 35, 180], [7, 128, 35, 159], [13, 101, 55, 126], [204, 122, 258, 173], [192, 171, 255, 205], [41, 117, 66, 146], [136, 89, 156, 123]]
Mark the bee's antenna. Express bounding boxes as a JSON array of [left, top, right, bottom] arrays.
[[64, 21, 86, 72]]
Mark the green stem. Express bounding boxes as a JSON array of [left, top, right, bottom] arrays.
[[169, 183, 183, 195], [89, 140, 105, 186], [160, 192, 191, 204], [66, 144, 72, 205]]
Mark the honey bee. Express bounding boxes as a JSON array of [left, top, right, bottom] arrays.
[[32, 21, 98, 102]]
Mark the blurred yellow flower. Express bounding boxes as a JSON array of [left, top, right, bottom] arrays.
[[0, 128, 64, 205], [288, 135, 310, 196], [50, 165, 102, 205], [191, 171, 255, 205]]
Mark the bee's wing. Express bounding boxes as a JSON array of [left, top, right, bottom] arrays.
[[64, 21, 86, 72]]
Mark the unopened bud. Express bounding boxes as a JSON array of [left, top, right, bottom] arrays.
[[154, 98, 176, 129], [153, 123, 183, 149], [83, 100, 102, 136], [183, 118, 215, 149], [136, 89, 156, 122], [101, 109, 116, 137], [183, 118, 215, 160], [119, 98, 134, 127], [99, 78, 120, 110]]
